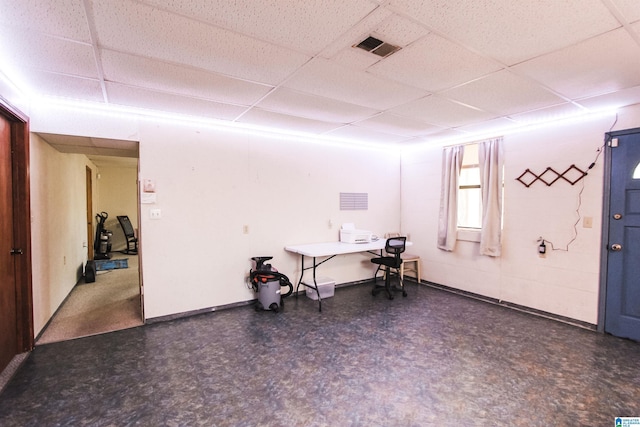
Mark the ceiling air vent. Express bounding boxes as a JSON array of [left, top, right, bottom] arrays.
[[354, 36, 401, 58]]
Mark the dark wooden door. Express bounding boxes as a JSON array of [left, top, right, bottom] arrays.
[[0, 114, 17, 370]]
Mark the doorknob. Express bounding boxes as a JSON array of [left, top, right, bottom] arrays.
[[610, 244, 622, 251]]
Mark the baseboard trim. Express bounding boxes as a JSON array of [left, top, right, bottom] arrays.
[[146, 300, 255, 324], [422, 281, 597, 331], [0, 352, 29, 395], [147, 278, 597, 332]]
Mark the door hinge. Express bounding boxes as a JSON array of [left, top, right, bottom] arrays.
[[10, 248, 23, 255]]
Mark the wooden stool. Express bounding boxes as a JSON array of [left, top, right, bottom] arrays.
[[400, 253, 421, 282]]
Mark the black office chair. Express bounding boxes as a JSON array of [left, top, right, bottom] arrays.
[[370, 236, 407, 299], [117, 215, 138, 254]]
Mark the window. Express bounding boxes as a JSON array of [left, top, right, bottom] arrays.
[[457, 144, 482, 229]]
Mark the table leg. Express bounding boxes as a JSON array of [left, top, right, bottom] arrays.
[[295, 255, 305, 298], [312, 257, 322, 312]]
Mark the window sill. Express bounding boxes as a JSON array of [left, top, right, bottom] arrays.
[[457, 228, 481, 242]]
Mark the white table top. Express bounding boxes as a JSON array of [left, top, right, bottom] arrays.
[[285, 239, 410, 257]]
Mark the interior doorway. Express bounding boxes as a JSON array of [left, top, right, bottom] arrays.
[[86, 166, 94, 260], [34, 136, 142, 344]]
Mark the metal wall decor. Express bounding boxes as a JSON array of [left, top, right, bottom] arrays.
[[516, 164, 587, 188]]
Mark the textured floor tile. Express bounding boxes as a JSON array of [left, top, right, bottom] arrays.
[[0, 283, 639, 426]]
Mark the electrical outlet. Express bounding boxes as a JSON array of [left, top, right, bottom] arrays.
[[150, 208, 162, 219], [583, 217, 593, 228]]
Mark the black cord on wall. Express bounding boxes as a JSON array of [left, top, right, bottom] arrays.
[[540, 113, 618, 252]]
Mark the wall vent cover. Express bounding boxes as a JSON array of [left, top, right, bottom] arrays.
[[340, 192, 368, 210], [354, 36, 400, 58]]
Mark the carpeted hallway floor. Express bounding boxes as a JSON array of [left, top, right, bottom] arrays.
[[1, 281, 639, 426], [36, 254, 143, 345]]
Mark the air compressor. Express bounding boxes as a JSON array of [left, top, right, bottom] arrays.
[[249, 256, 293, 312]]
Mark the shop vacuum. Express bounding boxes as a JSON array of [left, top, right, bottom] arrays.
[[249, 256, 293, 312]]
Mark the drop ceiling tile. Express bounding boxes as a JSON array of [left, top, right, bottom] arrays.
[[38, 133, 94, 147], [612, 0, 640, 23], [256, 87, 379, 123], [322, 12, 428, 63], [508, 103, 586, 125], [0, 27, 97, 78], [575, 84, 640, 111], [320, 7, 394, 58], [283, 57, 428, 110], [38, 133, 139, 156], [91, 0, 310, 85], [388, 0, 620, 65], [419, 128, 472, 144], [101, 49, 273, 106], [237, 108, 343, 134], [355, 113, 443, 137], [331, 48, 382, 71], [456, 117, 519, 135], [0, 0, 91, 42], [105, 82, 247, 121], [441, 70, 566, 116], [513, 29, 640, 100], [326, 124, 410, 144], [372, 14, 430, 46], [389, 95, 496, 128], [368, 33, 502, 92], [22, 70, 104, 102], [141, 0, 378, 55]]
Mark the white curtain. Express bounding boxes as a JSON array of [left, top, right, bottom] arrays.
[[478, 137, 504, 256], [437, 145, 464, 251]]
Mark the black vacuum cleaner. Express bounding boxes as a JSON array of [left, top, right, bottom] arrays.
[[249, 256, 293, 312], [93, 211, 113, 260]]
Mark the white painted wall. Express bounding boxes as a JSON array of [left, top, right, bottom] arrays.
[[401, 105, 640, 324], [24, 95, 640, 327], [137, 121, 401, 318], [30, 134, 97, 335]]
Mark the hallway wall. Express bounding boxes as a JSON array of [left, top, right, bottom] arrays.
[[30, 134, 98, 335]]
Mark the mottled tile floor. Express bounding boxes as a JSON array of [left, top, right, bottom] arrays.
[[1, 282, 639, 426]]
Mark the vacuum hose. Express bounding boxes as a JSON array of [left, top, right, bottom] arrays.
[[249, 270, 294, 299]]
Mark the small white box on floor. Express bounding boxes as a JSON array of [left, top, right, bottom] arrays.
[[304, 277, 335, 300]]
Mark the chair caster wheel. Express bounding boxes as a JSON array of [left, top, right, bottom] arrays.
[[402, 292, 408, 297], [269, 303, 279, 313]]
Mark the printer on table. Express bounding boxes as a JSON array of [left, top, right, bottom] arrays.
[[339, 223, 373, 244]]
